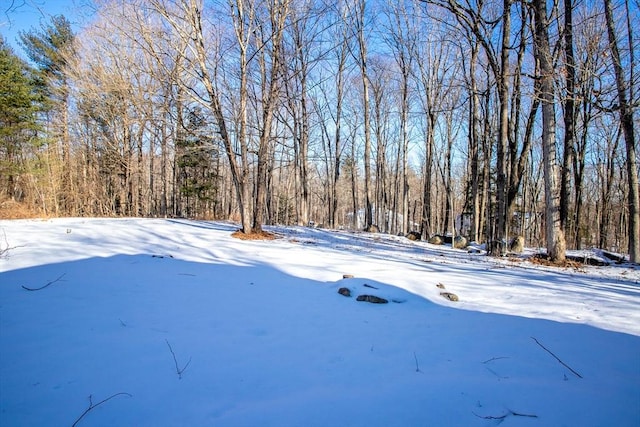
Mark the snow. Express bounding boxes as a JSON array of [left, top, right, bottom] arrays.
[[1, 218, 639, 426]]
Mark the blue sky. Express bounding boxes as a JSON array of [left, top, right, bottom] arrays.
[[1, 0, 86, 57]]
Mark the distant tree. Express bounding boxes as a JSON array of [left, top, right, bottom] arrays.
[[176, 107, 220, 218], [282, 0, 323, 227], [315, 6, 350, 229], [384, 0, 417, 235], [423, 0, 514, 254], [348, 0, 374, 231], [19, 15, 75, 213], [0, 37, 41, 201]]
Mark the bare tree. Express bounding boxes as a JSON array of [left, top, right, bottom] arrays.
[[251, 0, 291, 233], [560, 0, 577, 238], [347, 0, 373, 230], [603, 0, 639, 263], [282, 0, 325, 226], [413, 22, 453, 239], [563, 4, 607, 249], [148, 0, 256, 231], [384, 0, 417, 234], [5, 0, 636, 259], [532, 0, 566, 262], [462, 35, 482, 243], [315, 34, 350, 228], [423, 0, 514, 254], [369, 57, 393, 233]]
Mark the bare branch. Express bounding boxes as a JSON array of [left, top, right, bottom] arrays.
[[71, 392, 132, 427], [22, 273, 66, 291], [482, 356, 509, 364], [531, 336, 583, 379], [413, 352, 422, 373], [473, 409, 538, 420], [165, 339, 192, 379], [0, 228, 20, 259]]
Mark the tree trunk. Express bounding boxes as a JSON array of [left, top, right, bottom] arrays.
[[421, 112, 435, 238], [506, 6, 536, 234], [252, 1, 288, 233], [468, 40, 481, 243], [604, 0, 639, 263], [185, 0, 252, 232], [332, 37, 348, 229], [354, 0, 373, 230], [492, 0, 512, 256], [532, 0, 566, 262], [560, 0, 577, 244]]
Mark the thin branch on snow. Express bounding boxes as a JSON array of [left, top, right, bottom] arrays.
[[473, 409, 538, 421], [165, 339, 192, 379], [71, 392, 132, 427], [531, 337, 583, 379], [413, 352, 422, 373], [0, 229, 13, 258], [482, 356, 510, 364], [0, 229, 25, 259], [510, 410, 538, 418], [482, 356, 510, 378], [473, 412, 508, 421], [485, 366, 509, 379], [21, 273, 67, 291]]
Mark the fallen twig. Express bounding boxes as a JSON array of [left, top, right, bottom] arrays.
[[0, 229, 18, 258], [473, 412, 508, 421], [531, 336, 583, 379], [71, 392, 132, 427], [482, 356, 509, 364], [511, 410, 538, 418], [483, 356, 510, 378], [485, 366, 509, 379], [473, 409, 538, 421], [413, 352, 422, 373], [165, 339, 191, 379], [22, 273, 66, 291]]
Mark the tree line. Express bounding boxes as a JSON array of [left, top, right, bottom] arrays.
[[0, 0, 638, 262]]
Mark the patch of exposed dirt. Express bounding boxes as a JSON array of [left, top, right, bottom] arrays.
[[529, 253, 602, 269], [231, 229, 278, 241]]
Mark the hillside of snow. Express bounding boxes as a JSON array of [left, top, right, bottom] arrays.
[[1, 218, 639, 426]]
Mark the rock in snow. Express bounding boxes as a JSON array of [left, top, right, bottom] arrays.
[[356, 294, 389, 304], [338, 287, 351, 297]]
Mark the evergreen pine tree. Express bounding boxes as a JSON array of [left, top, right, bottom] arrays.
[[0, 37, 40, 200]]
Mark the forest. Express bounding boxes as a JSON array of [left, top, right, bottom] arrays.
[[0, 0, 638, 263]]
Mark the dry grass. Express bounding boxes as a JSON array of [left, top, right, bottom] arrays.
[[231, 229, 278, 241], [0, 199, 43, 219]]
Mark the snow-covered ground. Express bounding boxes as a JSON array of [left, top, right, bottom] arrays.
[[1, 218, 639, 426]]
